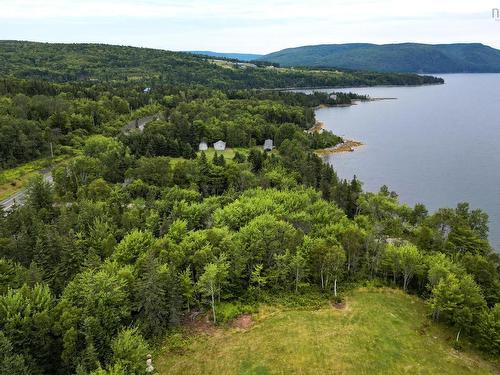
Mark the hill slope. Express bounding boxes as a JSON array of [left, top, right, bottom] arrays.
[[0, 40, 443, 88], [156, 288, 498, 374], [261, 43, 500, 73], [187, 51, 263, 61]]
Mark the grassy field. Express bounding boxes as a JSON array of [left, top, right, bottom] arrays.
[[0, 155, 72, 201], [170, 147, 273, 168], [197, 147, 248, 160], [156, 288, 498, 375]]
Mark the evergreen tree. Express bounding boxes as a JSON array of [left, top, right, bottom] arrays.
[[135, 256, 168, 338], [197, 152, 210, 196]]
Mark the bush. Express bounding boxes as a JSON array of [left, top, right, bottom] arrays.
[[452, 340, 463, 351], [216, 301, 256, 323], [331, 295, 345, 304], [259, 289, 330, 310], [111, 328, 149, 374], [162, 332, 190, 354], [357, 278, 387, 289]]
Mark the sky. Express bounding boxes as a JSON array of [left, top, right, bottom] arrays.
[[1, 0, 499, 53]]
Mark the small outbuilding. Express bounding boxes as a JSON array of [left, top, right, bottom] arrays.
[[213, 140, 226, 151], [263, 139, 273, 151], [198, 141, 208, 151]]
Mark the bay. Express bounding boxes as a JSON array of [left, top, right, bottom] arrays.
[[308, 74, 500, 251]]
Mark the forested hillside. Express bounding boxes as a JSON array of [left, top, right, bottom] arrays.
[[0, 41, 498, 375], [0, 41, 443, 88], [261, 43, 500, 73]]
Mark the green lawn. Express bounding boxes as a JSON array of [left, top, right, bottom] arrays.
[[197, 147, 247, 161], [156, 288, 498, 375], [169, 147, 262, 167]]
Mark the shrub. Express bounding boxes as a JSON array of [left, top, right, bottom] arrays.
[[259, 290, 330, 310], [216, 301, 256, 323], [162, 332, 190, 354]]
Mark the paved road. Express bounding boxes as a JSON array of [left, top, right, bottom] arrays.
[[1, 112, 158, 212], [122, 114, 161, 133], [2, 112, 160, 211], [0, 169, 53, 211]]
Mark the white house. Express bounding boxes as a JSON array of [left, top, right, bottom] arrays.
[[263, 139, 273, 151], [198, 141, 208, 151], [329, 93, 337, 100], [213, 140, 226, 151]]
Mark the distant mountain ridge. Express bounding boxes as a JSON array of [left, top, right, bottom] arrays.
[[259, 43, 500, 73], [187, 51, 263, 61], [0, 41, 443, 89]]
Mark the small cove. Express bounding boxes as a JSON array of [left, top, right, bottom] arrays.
[[302, 74, 500, 250]]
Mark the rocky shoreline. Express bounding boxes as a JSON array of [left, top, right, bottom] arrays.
[[316, 140, 364, 155]]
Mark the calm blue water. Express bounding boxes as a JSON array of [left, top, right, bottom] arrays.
[[311, 74, 500, 251]]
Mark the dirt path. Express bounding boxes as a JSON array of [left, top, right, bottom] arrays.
[[231, 314, 253, 330]]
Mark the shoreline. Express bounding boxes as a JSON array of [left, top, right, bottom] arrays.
[[316, 140, 364, 155], [271, 81, 445, 91], [308, 120, 326, 133], [315, 97, 396, 110], [312, 96, 394, 154], [308, 120, 364, 155], [310, 101, 372, 154]]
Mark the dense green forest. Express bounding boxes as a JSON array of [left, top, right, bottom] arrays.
[[0, 41, 443, 87], [260, 43, 500, 73], [0, 42, 498, 375], [0, 77, 351, 169]]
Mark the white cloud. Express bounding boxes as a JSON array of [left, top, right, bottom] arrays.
[[0, 0, 494, 20], [0, 0, 498, 51]]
